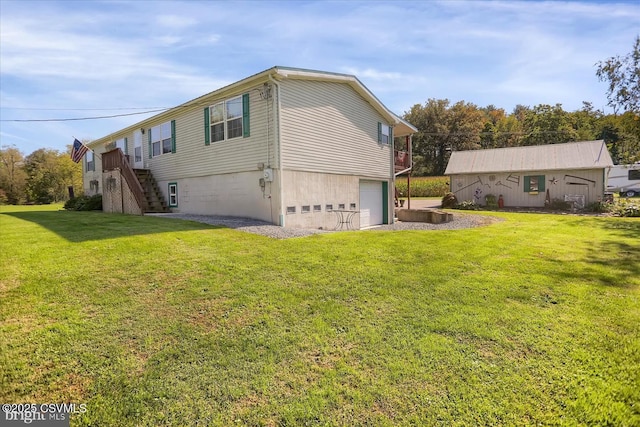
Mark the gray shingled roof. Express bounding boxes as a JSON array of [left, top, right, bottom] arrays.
[[444, 140, 613, 175]]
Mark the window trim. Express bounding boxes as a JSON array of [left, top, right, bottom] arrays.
[[168, 182, 178, 207], [150, 121, 175, 158], [205, 93, 250, 145], [86, 151, 95, 172]]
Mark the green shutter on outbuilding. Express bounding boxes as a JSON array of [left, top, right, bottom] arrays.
[[148, 128, 152, 159], [171, 120, 176, 153], [377, 122, 382, 143], [204, 107, 210, 145], [523, 176, 530, 192], [538, 175, 545, 192], [242, 93, 250, 138]]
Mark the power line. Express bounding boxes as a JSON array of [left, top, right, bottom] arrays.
[[0, 108, 170, 122], [0, 106, 170, 111]]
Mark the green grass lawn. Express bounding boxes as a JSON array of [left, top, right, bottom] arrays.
[[1, 205, 639, 426]]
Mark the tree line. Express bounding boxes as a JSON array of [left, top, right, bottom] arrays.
[[402, 101, 639, 176], [0, 146, 82, 205], [1, 37, 638, 203]]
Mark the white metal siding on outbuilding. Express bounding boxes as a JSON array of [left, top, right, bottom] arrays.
[[360, 180, 382, 228]]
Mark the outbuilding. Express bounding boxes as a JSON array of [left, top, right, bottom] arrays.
[[444, 140, 614, 209]]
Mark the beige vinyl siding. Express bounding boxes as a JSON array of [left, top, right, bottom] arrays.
[[279, 80, 391, 179], [142, 85, 274, 183]]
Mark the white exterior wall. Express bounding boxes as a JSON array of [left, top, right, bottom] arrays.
[[156, 170, 280, 223], [450, 169, 606, 207], [281, 170, 362, 229], [279, 80, 393, 179]]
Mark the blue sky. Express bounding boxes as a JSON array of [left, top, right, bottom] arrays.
[[1, 0, 639, 155]]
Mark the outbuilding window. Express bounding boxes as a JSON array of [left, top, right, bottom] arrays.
[[524, 175, 545, 193]]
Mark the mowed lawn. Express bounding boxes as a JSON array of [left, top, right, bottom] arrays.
[[0, 205, 638, 426]]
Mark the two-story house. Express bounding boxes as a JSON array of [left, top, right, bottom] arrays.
[[83, 66, 416, 229]]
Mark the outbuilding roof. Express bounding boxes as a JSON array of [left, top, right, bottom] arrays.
[[444, 140, 613, 175]]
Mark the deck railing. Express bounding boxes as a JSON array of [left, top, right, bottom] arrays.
[[394, 150, 410, 171], [102, 149, 146, 211]]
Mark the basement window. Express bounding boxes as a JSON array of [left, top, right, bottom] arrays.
[[338, 203, 345, 210], [350, 203, 357, 210], [313, 205, 322, 213], [326, 204, 333, 212], [286, 206, 296, 214], [168, 182, 178, 207], [301, 205, 311, 214]]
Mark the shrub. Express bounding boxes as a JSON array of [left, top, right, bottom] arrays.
[[64, 194, 102, 211], [586, 201, 615, 213], [395, 176, 449, 197], [547, 198, 572, 211], [454, 200, 480, 210], [612, 198, 640, 217], [441, 192, 458, 208]]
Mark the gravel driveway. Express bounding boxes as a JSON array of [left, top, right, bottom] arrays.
[[147, 212, 501, 239]]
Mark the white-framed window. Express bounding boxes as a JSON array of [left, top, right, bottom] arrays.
[[380, 124, 390, 144], [168, 182, 178, 207], [378, 122, 392, 145], [206, 94, 249, 145], [134, 131, 142, 163], [151, 121, 172, 157], [86, 151, 94, 172], [210, 96, 243, 142]]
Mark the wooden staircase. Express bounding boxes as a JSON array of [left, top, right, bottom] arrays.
[[133, 169, 170, 213]]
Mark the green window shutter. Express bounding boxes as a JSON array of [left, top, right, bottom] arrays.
[[538, 175, 545, 192], [382, 181, 389, 223], [524, 176, 530, 192], [171, 120, 176, 153], [378, 122, 382, 143], [124, 137, 128, 155], [148, 128, 152, 159], [204, 107, 210, 146], [389, 126, 393, 145], [242, 93, 250, 138]]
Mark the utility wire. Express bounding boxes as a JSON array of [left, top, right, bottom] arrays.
[[0, 108, 170, 122], [0, 106, 170, 111]]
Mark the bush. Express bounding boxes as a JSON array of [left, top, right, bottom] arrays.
[[454, 200, 480, 210], [586, 201, 615, 213], [441, 192, 458, 208], [547, 198, 572, 211], [395, 176, 449, 197], [612, 198, 640, 217], [64, 194, 102, 211]]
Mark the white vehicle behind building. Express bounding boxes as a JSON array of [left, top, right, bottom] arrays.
[[606, 164, 640, 197]]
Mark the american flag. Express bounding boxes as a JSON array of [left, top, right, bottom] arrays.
[[70, 138, 89, 163]]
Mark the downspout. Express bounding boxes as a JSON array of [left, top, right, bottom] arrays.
[[390, 126, 396, 224], [268, 73, 283, 226]]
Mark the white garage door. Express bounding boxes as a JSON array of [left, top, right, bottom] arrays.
[[360, 180, 383, 228]]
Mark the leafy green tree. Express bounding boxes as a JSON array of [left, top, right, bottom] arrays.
[[404, 99, 485, 175], [522, 104, 578, 146], [23, 148, 82, 204], [596, 36, 640, 114], [0, 146, 27, 204]]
